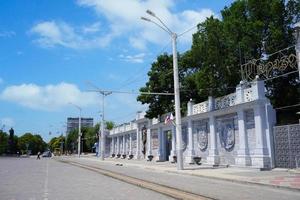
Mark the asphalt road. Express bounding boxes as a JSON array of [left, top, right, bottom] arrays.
[[1, 157, 300, 200], [61, 157, 300, 200], [0, 157, 173, 200]]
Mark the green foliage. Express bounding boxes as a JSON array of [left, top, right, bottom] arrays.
[[18, 133, 47, 155], [105, 121, 115, 130], [0, 131, 8, 155], [137, 54, 176, 118], [65, 121, 115, 153], [48, 135, 65, 152], [66, 129, 78, 153], [137, 0, 300, 123]]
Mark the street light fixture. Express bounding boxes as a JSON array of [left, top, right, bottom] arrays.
[[141, 9, 184, 170], [98, 91, 112, 160], [86, 81, 112, 160], [69, 102, 82, 158]]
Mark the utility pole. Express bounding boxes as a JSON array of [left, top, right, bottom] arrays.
[[99, 91, 112, 160], [141, 10, 184, 170], [294, 22, 300, 80]]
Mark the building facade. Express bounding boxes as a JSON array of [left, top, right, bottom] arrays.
[[105, 79, 276, 169], [66, 117, 94, 134]]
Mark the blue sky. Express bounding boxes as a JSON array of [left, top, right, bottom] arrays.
[[0, 0, 235, 141]]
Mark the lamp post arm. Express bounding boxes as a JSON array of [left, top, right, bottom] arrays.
[[141, 17, 172, 35], [153, 15, 173, 35]]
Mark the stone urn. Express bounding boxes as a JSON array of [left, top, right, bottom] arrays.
[[193, 157, 202, 165], [147, 155, 154, 161]]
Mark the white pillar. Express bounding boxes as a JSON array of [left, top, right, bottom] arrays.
[[235, 82, 244, 104], [169, 126, 176, 162], [116, 136, 120, 156], [187, 99, 194, 116], [157, 127, 164, 161], [122, 135, 126, 155], [185, 119, 195, 164], [207, 116, 219, 165], [136, 128, 141, 159], [129, 133, 133, 155], [111, 136, 115, 155], [146, 128, 152, 157], [252, 104, 271, 168], [235, 110, 251, 166]]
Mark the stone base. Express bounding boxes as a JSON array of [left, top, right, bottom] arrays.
[[185, 156, 195, 164], [207, 155, 220, 165], [251, 155, 271, 169], [235, 156, 251, 166], [169, 155, 177, 163], [169, 150, 176, 163], [155, 154, 165, 162]]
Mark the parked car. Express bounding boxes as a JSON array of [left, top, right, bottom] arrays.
[[42, 151, 52, 157]]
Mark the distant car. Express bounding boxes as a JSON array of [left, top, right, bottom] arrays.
[[42, 151, 52, 157]]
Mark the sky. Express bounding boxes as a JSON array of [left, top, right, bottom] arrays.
[[0, 0, 235, 141]]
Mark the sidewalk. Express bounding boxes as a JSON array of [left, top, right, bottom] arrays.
[[77, 154, 300, 191]]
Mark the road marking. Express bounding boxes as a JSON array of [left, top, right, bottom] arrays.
[[57, 159, 215, 200], [43, 160, 49, 200]]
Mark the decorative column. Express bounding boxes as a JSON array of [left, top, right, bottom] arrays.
[[157, 127, 164, 161], [252, 104, 271, 168], [122, 135, 126, 156], [207, 116, 219, 165], [235, 81, 244, 104], [235, 110, 251, 166], [111, 136, 115, 155], [136, 127, 141, 159], [169, 125, 176, 162], [146, 128, 152, 158], [129, 133, 133, 155], [116, 136, 120, 157], [185, 119, 195, 164]]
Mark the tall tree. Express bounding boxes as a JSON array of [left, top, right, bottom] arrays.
[[137, 54, 175, 118], [0, 130, 8, 155], [18, 133, 46, 155], [137, 0, 300, 123]]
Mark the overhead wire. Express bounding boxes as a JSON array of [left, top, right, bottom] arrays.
[[117, 40, 172, 90]]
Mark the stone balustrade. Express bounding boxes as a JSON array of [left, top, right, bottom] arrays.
[[191, 82, 256, 115]]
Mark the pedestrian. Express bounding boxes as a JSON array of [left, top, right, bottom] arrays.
[[37, 152, 41, 160]]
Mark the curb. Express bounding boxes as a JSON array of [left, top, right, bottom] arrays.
[[78, 157, 300, 192], [164, 169, 300, 192]]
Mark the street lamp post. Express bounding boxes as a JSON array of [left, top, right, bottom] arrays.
[[293, 22, 300, 80], [141, 10, 184, 170], [69, 102, 82, 158], [99, 91, 112, 160]]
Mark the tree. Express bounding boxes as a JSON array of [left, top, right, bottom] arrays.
[[137, 54, 176, 118], [18, 133, 46, 155], [0, 130, 8, 155], [48, 136, 65, 152], [65, 121, 115, 153], [105, 121, 115, 130], [137, 0, 300, 123]]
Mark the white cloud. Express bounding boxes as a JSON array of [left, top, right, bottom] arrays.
[[30, 1, 215, 50], [119, 53, 146, 63], [29, 21, 112, 49], [0, 31, 15, 38], [82, 22, 101, 34], [0, 118, 15, 128], [0, 82, 99, 111], [77, 0, 216, 48]]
